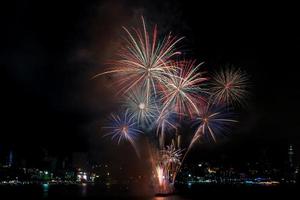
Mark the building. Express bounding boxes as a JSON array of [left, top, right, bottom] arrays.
[[288, 145, 294, 168], [286, 144, 297, 183]]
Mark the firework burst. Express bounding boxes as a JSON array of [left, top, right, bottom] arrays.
[[171, 104, 238, 182], [124, 88, 158, 128], [103, 109, 143, 156], [210, 67, 249, 106], [161, 144, 183, 165], [159, 60, 208, 119], [150, 143, 182, 193], [155, 108, 178, 148], [92, 17, 183, 104], [191, 104, 237, 146]]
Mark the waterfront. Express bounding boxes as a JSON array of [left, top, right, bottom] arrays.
[[0, 183, 298, 199]]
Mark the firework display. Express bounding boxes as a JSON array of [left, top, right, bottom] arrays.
[[210, 67, 249, 106], [94, 17, 249, 194]]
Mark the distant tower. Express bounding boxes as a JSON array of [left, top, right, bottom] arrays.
[[288, 145, 294, 168], [8, 150, 13, 167], [287, 144, 297, 183]]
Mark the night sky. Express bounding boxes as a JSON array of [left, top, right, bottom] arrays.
[[1, 1, 299, 166]]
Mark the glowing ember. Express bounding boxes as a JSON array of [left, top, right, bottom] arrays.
[[156, 166, 164, 186], [139, 103, 145, 110]]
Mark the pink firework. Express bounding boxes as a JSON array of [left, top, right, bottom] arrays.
[[159, 60, 208, 119]]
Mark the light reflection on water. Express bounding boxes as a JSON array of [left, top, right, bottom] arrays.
[[42, 183, 89, 198], [42, 183, 49, 198], [43, 183, 49, 198], [81, 183, 87, 197], [153, 196, 188, 200], [2, 183, 293, 199], [40, 184, 187, 199]]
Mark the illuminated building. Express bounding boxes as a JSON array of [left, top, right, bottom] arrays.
[[77, 171, 89, 183], [288, 145, 294, 168], [286, 144, 297, 183]]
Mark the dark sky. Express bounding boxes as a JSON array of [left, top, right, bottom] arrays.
[[0, 0, 299, 165]]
